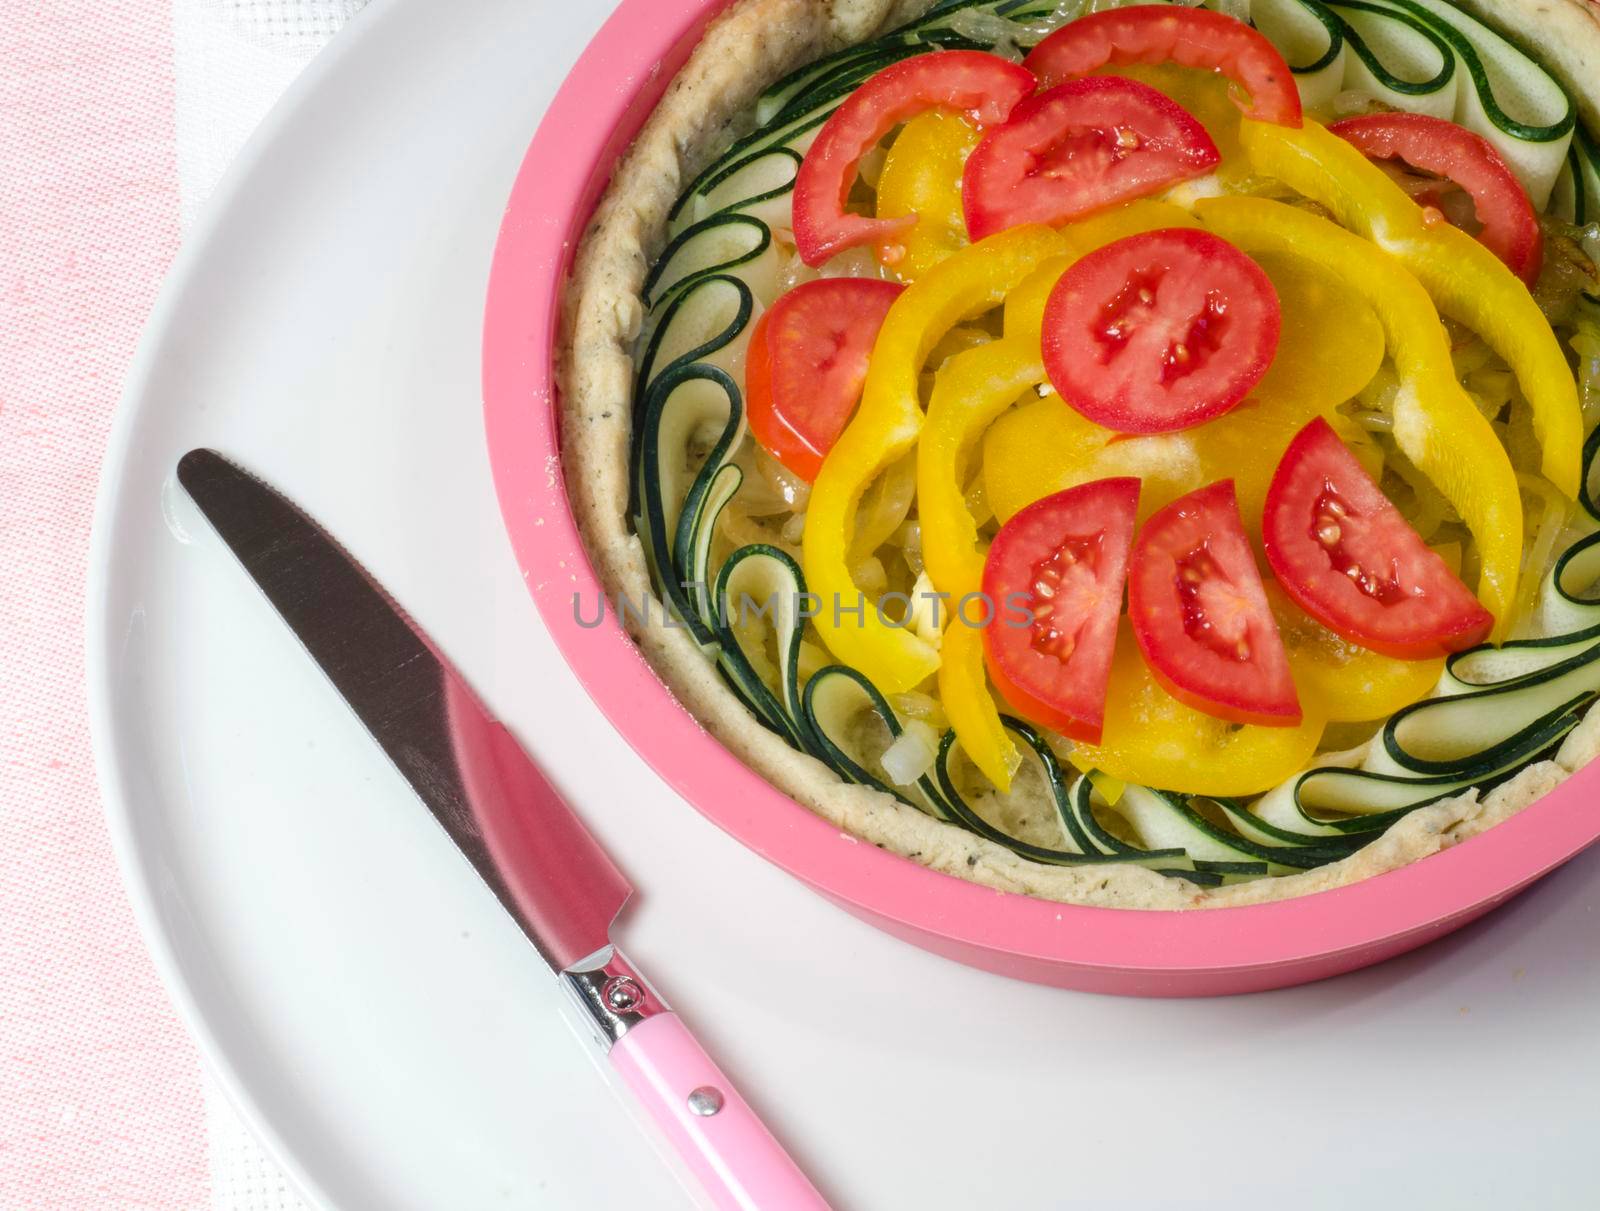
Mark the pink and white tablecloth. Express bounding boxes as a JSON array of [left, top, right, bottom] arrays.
[[2, 5, 364, 1206]]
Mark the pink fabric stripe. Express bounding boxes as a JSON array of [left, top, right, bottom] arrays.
[[0, 3, 209, 1208]]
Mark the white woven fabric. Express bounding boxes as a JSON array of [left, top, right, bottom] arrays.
[[173, 0, 368, 228], [173, 8, 367, 1205], [204, 1074, 313, 1211]]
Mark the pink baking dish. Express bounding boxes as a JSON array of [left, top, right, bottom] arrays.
[[482, 0, 1600, 996]]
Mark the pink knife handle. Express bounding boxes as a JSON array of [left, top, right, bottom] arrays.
[[611, 1012, 831, 1211]]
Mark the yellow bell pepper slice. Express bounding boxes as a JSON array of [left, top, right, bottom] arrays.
[[1072, 625, 1326, 798], [804, 224, 1068, 694], [1238, 117, 1581, 499], [915, 202, 1202, 785], [1252, 251, 1386, 412], [919, 342, 1043, 600], [1196, 196, 1522, 634], [874, 110, 981, 281], [1268, 585, 1443, 723], [937, 618, 1021, 792], [983, 246, 1385, 529], [922, 342, 1040, 792]]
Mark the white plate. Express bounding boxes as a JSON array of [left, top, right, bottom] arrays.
[[89, 2, 1600, 1207]]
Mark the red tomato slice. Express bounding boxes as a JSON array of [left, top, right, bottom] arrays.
[[1328, 112, 1544, 286], [791, 51, 1035, 267], [961, 76, 1220, 240], [1263, 416, 1494, 659], [1041, 227, 1280, 434], [1024, 5, 1301, 127], [1128, 480, 1302, 726], [743, 277, 904, 482], [981, 478, 1141, 743]]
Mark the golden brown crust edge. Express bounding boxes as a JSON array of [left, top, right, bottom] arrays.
[[556, 0, 1600, 912]]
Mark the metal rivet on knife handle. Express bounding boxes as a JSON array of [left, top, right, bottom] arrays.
[[687, 1087, 724, 1117], [605, 977, 644, 1013], [561, 948, 666, 1049]]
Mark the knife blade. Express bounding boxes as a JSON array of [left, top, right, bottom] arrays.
[[177, 448, 830, 1211], [176, 447, 628, 972]]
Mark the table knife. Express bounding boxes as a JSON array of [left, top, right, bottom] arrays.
[[177, 448, 830, 1211]]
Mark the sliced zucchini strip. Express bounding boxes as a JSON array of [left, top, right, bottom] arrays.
[[805, 665, 955, 819], [675, 147, 802, 234], [1273, 766, 1487, 826], [679, 462, 743, 636], [1541, 529, 1600, 637], [714, 544, 810, 747], [934, 724, 1197, 871], [634, 273, 753, 407], [1109, 787, 1367, 875], [1111, 788, 1275, 877], [634, 361, 746, 645], [1060, 773, 1147, 858], [674, 97, 839, 222], [1254, 0, 1348, 109], [1364, 0, 1574, 205], [1446, 628, 1600, 692], [1580, 425, 1600, 525], [630, 271, 752, 516], [1210, 796, 1370, 855], [1376, 667, 1596, 776], [1328, 0, 1457, 118], [1251, 688, 1582, 833], [755, 44, 901, 127], [1552, 125, 1600, 225], [645, 213, 781, 312]]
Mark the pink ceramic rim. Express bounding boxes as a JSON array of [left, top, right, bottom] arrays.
[[481, 0, 1600, 980]]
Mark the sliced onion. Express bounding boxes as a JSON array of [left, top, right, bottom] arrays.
[[949, 0, 1083, 59], [890, 688, 948, 728], [1332, 90, 1383, 117], [776, 246, 820, 295], [880, 719, 941, 786], [904, 570, 944, 649], [851, 454, 917, 561], [1570, 313, 1600, 431], [892, 521, 924, 577], [852, 554, 888, 598], [947, 9, 1027, 61], [1581, 223, 1600, 275], [1509, 472, 1571, 638], [755, 445, 811, 510]]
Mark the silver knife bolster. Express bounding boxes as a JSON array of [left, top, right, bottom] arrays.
[[561, 946, 670, 1050]]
